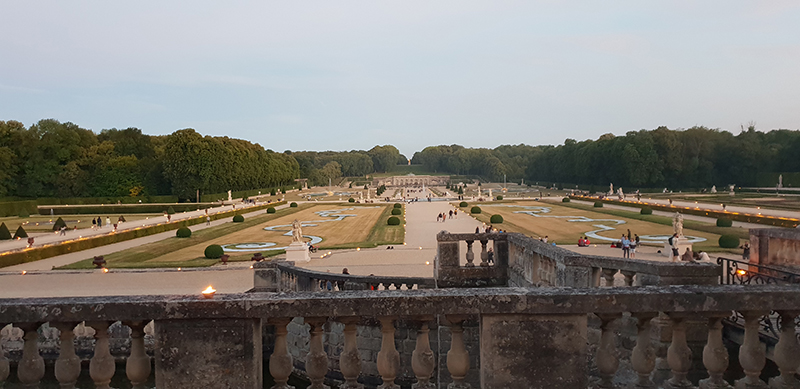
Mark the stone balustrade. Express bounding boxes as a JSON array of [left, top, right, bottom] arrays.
[[263, 261, 436, 292], [1, 285, 799, 388], [436, 232, 720, 288]]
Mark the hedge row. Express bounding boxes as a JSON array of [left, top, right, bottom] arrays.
[[0, 196, 182, 216], [200, 185, 299, 202], [570, 195, 799, 228], [38, 203, 220, 215], [0, 201, 287, 268]]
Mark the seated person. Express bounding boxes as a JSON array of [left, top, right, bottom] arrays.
[[693, 251, 711, 261], [584, 238, 591, 245], [681, 248, 696, 263]]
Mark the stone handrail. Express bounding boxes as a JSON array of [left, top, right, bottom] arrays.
[[272, 261, 436, 291], [436, 232, 719, 288], [2, 285, 800, 388]]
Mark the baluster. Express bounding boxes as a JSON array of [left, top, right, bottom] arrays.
[[601, 268, 618, 287], [735, 311, 769, 389], [621, 270, 636, 286], [54, 322, 81, 389], [125, 321, 152, 389], [377, 317, 400, 389], [699, 315, 731, 389], [465, 240, 475, 267], [339, 318, 363, 389], [446, 315, 470, 389], [270, 318, 295, 389], [0, 324, 9, 387], [17, 323, 45, 388], [411, 318, 435, 389], [305, 318, 329, 389], [664, 315, 694, 389], [479, 240, 488, 266], [770, 311, 800, 388], [631, 313, 657, 389], [88, 321, 115, 389], [596, 314, 621, 388]]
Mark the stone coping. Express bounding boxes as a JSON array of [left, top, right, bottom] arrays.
[[1, 285, 797, 323], [0, 266, 245, 276], [273, 261, 435, 286], [751, 227, 800, 240]]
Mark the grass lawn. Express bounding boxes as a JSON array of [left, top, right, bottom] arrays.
[[0, 214, 163, 233], [462, 200, 736, 253]]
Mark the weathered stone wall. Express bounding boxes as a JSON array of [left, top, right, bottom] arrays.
[[751, 227, 800, 271]]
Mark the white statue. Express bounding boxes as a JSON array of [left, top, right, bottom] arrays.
[[227, 190, 232, 202], [617, 188, 624, 199], [609, 183, 614, 196], [778, 174, 783, 189], [710, 185, 717, 193], [673, 213, 684, 237], [291, 219, 303, 243]]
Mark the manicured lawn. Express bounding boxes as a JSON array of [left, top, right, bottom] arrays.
[[1, 214, 162, 233]]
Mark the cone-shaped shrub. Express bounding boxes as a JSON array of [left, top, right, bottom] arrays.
[[53, 217, 67, 231], [0, 223, 11, 240], [14, 225, 28, 239], [167, 206, 176, 215]]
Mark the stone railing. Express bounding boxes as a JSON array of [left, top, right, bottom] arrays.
[[2, 285, 800, 388], [268, 261, 436, 291], [436, 232, 720, 288]]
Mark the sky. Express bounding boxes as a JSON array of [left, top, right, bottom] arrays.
[[1, 1, 799, 158]]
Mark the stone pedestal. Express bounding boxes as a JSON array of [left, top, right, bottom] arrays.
[[663, 237, 693, 258], [286, 242, 311, 263], [155, 318, 262, 389]]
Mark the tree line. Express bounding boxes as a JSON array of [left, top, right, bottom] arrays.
[[411, 126, 800, 189]]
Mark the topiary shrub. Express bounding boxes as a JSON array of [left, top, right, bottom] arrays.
[[0, 222, 11, 240], [18, 209, 30, 218], [52, 217, 67, 231], [391, 208, 402, 215], [233, 214, 245, 222], [594, 201, 604, 208], [14, 225, 28, 239], [719, 235, 739, 248], [290, 202, 298, 207], [167, 206, 176, 215], [204, 244, 224, 259], [471, 206, 482, 214], [490, 214, 504, 223], [387, 216, 401, 225], [176, 227, 192, 238], [496, 195, 503, 200], [459, 201, 468, 207], [562, 198, 570, 203], [270, 190, 276, 196], [640, 207, 653, 215], [349, 198, 355, 203], [267, 207, 276, 214], [393, 203, 402, 209], [716, 218, 733, 227]]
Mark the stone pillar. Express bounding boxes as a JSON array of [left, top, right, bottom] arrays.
[[156, 318, 263, 389], [376, 317, 400, 389], [411, 318, 435, 389], [88, 321, 115, 389], [699, 315, 731, 389], [445, 316, 470, 389], [480, 314, 587, 388], [735, 311, 769, 389], [54, 322, 81, 389], [493, 239, 509, 269], [663, 315, 693, 389], [479, 240, 488, 267], [305, 318, 329, 389], [269, 318, 294, 389], [465, 240, 475, 267], [125, 321, 152, 389], [253, 261, 282, 292], [621, 270, 636, 286], [595, 314, 621, 388], [770, 311, 800, 388], [601, 268, 618, 287], [0, 324, 8, 387], [339, 318, 363, 389], [17, 323, 45, 388], [631, 313, 657, 389]]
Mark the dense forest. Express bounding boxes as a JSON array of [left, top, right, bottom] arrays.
[[411, 126, 800, 189], [2, 120, 798, 201]]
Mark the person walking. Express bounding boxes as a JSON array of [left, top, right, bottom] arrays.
[[621, 234, 631, 259], [740, 242, 751, 261], [92, 218, 97, 229], [669, 233, 680, 262], [206, 215, 211, 226]]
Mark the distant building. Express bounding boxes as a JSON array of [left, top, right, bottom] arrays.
[[372, 174, 449, 187]]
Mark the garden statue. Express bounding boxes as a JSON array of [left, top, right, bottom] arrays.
[[711, 185, 717, 193], [291, 219, 303, 243], [673, 213, 684, 237]]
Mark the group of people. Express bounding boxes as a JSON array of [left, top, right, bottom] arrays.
[[615, 234, 640, 259], [436, 210, 458, 222], [91, 216, 125, 232], [577, 237, 591, 247]]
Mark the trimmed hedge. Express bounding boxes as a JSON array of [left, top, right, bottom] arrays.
[[290, 202, 298, 208], [490, 214, 504, 223], [471, 206, 482, 214], [267, 207, 276, 214], [459, 201, 468, 207], [176, 227, 192, 238], [204, 244, 224, 259], [13, 226, 27, 239], [393, 203, 402, 209], [562, 198, 570, 203], [716, 218, 733, 227], [349, 198, 355, 203], [167, 206, 176, 215], [233, 215, 245, 222], [0, 201, 286, 268], [496, 195, 503, 200], [53, 217, 67, 231], [387, 216, 401, 225], [18, 209, 30, 218], [391, 208, 402, 215], [640, 207, 653, 215], [0, 223, 11, 240], [719, 235, 740, 248], [594, 202, 604, 208], [38, 203, 216, 216]]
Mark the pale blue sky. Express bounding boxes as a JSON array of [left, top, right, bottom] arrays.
[[1, 1, 799, 157]]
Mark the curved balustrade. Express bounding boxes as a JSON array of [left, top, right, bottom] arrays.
[[1, 285, 799, 388], [717, 256, 800, 285], [275, 262, 436, 292]]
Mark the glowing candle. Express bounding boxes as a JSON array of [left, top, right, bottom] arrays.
[[202, 286, 216, 299]]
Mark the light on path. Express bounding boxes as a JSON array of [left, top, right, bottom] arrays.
[[202, 286, 216, 299], [21, 271, 26, 275]]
